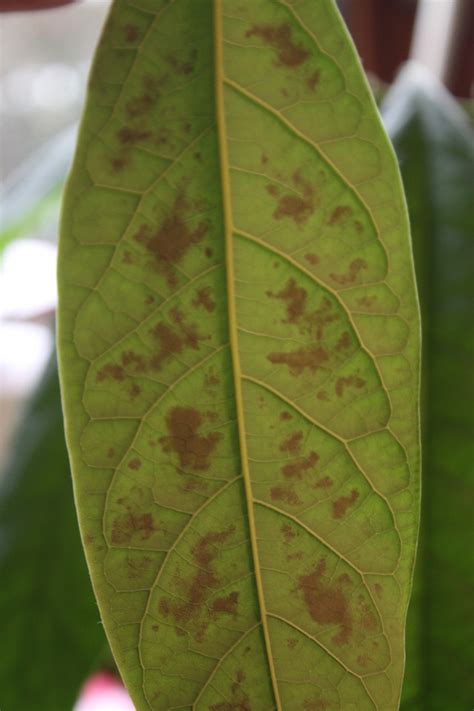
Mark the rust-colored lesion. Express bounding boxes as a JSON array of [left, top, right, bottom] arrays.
[[330, 258, 367, 285], [305, 253, 319, 265], [306, 69, 321, 92], [297, 558, 352, 645], [268, 280, 338, 340], [158, 526, 237, 642], [149, 307, 209, 370], [166, 48, 197, 76], [111, 508, 160, 546], [268, 279, 307, 324], [282, 451, 319, 480], [192, 286, 215, 312], [266, 171, 316, 226], [280, 430, 303, 453], [209, 669, 251, 711], [313, 475, 332, 490], [332, 489, 359, 519], [335, 375, 366, 397], [123, 24, 139, 43], [270, 486, 301, 506], [246, 23, 309, 68], [281, 523, 296, 542], [160, 406, 221, 471], [328, 205, 352, 225], [117, 127, 152, 144], [267, 345, 329, 376], [133, 191, 209, 287]]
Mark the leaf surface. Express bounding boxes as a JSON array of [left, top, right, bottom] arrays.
[[0, 355, 109, 710], [57, 2, 420, 709], [383, 64, 474, 711]]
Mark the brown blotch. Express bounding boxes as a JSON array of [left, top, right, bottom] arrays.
[[280, 430, 303, 453], [305, 253, 319, 265], [268, 278, 307, 323], [123, 24, 139, 42], [204, 246, 213, 257], [210, 668, 251, 711], [246, 23, 309, 68], [145, 294, 155, 305], [129, 383, 141, 399], [133, 191, 209, 287], [338, 573, 352, 585], [268, 346, 328, 376], [330, 258, 367, 285], [117, 127, 151, 144], [111, 156, 129, 173], [280, 411, 292, 420], [149, 308, 208, 370], [211, 591, 239, 616], [282, 451, 319, 480], [357, 295, 376, 308], [335, 331, 351, 352], [166, 49, 197, 75], [96, 363, 125, 382], [261, 153, 268, 164], [374, 583, 383, 598], [121, 350, 147, 372], [328, 205, 352, 225], [126, 74, 165, 118], [313, 476, 333, 489], [357, 654, 369, 668], [335, 375, 366, 397], [332, 489, 359, 519], [128, 458, 141, 470], [281, 523, 296, 542], [107, 448, 115, 459], [359, 597, 378, 631], [160, 406, 221, 471], [122, 250, 134, 264], [270, 486, 301, 506], [287, 638, 298, 649], [317, 390, 329, 401], [192, 286, 215, 312], [111, 511, 156, 545], [268, 171, 315, 226], [298, 559, 352, 645], [307, 69, 321, 91], [159, 526, 235, 642]]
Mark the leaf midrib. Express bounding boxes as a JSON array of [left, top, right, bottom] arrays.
[[213, 1, 283, 708]]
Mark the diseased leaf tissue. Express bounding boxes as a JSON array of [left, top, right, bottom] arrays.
[[57, 1, 420, 709]]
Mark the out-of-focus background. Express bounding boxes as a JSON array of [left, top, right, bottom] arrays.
[[0, 1, 472, 710]]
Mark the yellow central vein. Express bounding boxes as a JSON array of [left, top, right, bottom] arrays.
[[214, 2, 282, 709]]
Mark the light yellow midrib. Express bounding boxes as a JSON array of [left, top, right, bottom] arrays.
[[213, 2, 282, 710]]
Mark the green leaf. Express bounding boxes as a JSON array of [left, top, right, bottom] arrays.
[[57, 2, 420, 709], [383, 64, 474, 711], [0, 355, 109, 710]]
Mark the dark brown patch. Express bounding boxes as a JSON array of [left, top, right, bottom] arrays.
[[107, 448, 115, 459], [335, 375, 366, 397], [166, 49, 197, 76], [261, 153, 268, 164], [357, 654, 369, 668], [204, 246, 213, 257], [126, 74, 165, 118], [270, 486, 301, 506], [268, 278, 307, 323], [209, 668, 251, 711], [335, 332, 351, 352], [149, 308, 208, 370], [134, 191, 209, 287], [159, 526, 235, 642], [338, 573, 352, 585], [160, 407, 221, 471], [123, 24, 139, 42], [357, 296, 376, 308], [298, 559, 352, 645], [145, 295, 155, 305], [359, 596, 378, 632], [280, 411, 292, 420], [330, 258, 367, 285], [313, 476, 332, 489], [192, 286, 215, 312], [307, 70, 321, 91], [374, 583, 383, 598], [122, 250, 134, 265], [332, 489, 359, 519], [268, 346, 328, 376], [317, 390, 329, 401], [129, 383, 141, 399], [305, 253, 319, 265], [281, 523, 296, 542], [246, 23, 309, 68], [287, 637, 297, 649], [111, 511, 156, 545], [267, 171, 315, 226], [282, 451, 319, 480], [128, 458, 141, 470], [328, 205, 352, 225], [280, 431, 303, 453], [117, 127, 152, 144], [96, 363, 125, 382], [111, 155, 129, 173], [211, 591, 239, 616]]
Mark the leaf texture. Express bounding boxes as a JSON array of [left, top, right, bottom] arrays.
[[57, 2, 420, 709]]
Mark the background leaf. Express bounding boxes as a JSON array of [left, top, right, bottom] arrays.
[[58, 1, 420, 709], [383, 63, 474, 711], [0, 354, 109, 711]]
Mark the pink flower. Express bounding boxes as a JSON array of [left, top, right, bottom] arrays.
[[74, 672, 135, 711]]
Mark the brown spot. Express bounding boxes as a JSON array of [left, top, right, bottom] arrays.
[[270, 486, 301, 506], [160, 407, 221, 471], [117, 127, 152, 144], [134, 191, 209, 287], [307, 69, 321, 91], [305, 253, 319, 265], [280, 411, 292, 420], [357, 296, 376, 308], [123, 24, 139, 42], [194, 152, 202, 162], [287, 638, 297, 649], [268, 346, 328, 376], [280, 431, 303, 453], [261, 153, 268, 164], [204, 246, 213, 257], [246, 23, 309, 68], [328, 206, 352, 225], [332, 489, 359, 519], [298, 559, 352, 645], [159, 526, 235, 642], [204, 369, 220, 391], [335, 332, 351, 352], [121, 350, 147, 373], [210, 668, 251, 711], [152, 624, 159, 632], [129, 383, 141, 399], [166, 49, 197, 76], [128, 458, 141, 470], [335, 375, 366, 397], [313, 476, 332, 489], [211, 591, 239, 616], [374, 583, 383, 598], [355, 220, 363, 233], [359, 597, 378, 631], [317, 390, 328, 401], [282, 451, 319, 480], [338, 573, 352, 585], [357, 654, 369, 668], [126, 554, 152, 580], [192, 286, 215, 312], [281, 523, 296, 542], [268, 171, 315, 226], [125, 74, 165, 118], [145, 295, 155, 305], [149, 309, 208, 371], [96, 364, 125, 382], [287, 551, 303, 561], [122, 250, 134, 264], [268, 278, 307, 323], [107, 448, 115, 459], [111, 512, 156, 545], [330, 258, 367, 285]]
